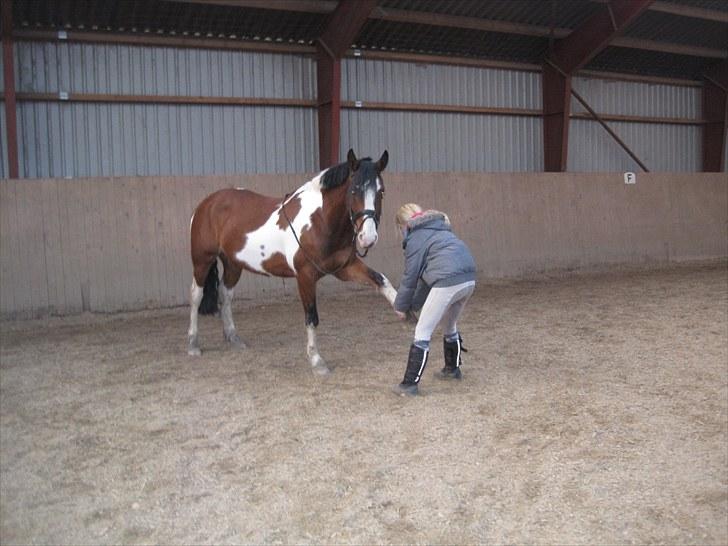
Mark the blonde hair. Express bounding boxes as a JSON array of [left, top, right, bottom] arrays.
[[395, 203, 423, 228]]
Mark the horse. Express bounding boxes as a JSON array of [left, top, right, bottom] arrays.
[[187, 149, 397, 375]]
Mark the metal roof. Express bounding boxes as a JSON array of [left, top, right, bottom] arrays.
[[10, 0, 728, 80]]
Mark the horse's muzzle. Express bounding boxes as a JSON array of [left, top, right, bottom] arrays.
[[357, 232, 378, 251]]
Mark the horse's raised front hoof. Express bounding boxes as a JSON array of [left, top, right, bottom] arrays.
[[310, 354, 331, 376], [312, 364, 332, 376], [224, 332, 248, 350]]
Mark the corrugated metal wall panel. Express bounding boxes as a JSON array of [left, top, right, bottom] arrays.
[[14, 42, 318, 177], [342, 58, 541, 108], [568, 119, 701, 172], [568, 75, 702, 171], [342, 58, 542, 171], [16, 42, 317, 99], [571, 76, 701, 118], [10, 42, 710, 177], [18, 102, 319, 178], [342, 109, 542, 172]]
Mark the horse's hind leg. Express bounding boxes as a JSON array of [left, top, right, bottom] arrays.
[[220, 255, 247, 349], [188, 257, 215, 356], [188, 280, 204, 356]]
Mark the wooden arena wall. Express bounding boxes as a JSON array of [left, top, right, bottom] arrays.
[[1, 173, 726, 318]]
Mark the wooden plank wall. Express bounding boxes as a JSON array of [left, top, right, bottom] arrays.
[[1, 172, 726, 318]]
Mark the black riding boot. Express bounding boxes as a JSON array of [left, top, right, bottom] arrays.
[[392, 344, 429, 396], [435, 335, 465, 380]]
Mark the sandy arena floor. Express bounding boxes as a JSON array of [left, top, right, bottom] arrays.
[[1, 263, 727, 545]]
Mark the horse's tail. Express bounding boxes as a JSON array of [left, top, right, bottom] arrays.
[[198, 261, 220, 315]]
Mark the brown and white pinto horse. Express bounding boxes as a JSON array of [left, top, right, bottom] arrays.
[[187, 149, 396, 375]]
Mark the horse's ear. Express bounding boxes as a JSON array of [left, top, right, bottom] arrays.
[[376, 150, 389, 172], [347, 149, 360, 171]]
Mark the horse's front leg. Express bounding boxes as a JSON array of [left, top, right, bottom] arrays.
[[295, 271, 330, 376], [334, 257, 397, 307]]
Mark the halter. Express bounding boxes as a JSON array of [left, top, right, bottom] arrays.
[[280, 176, 381, 275], [348, 178, 381, 258]]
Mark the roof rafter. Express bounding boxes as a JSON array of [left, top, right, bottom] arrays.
[[549, 0, 655, 73], [317, 0, 377, 58], [174, 0, 728, 25], [639, 1, 728, 23], [164, 0, 725, 60]]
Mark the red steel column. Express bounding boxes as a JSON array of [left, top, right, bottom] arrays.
[[702, 63, 727, 172], [2, 0, 19, 178], [315, 0, 377, 170], [542, 0, 654, 171], [542, 62, 571, 172], [316, 48, 341, 170]]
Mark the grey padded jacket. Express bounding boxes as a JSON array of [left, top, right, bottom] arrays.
[[393, 211, 476, 313]]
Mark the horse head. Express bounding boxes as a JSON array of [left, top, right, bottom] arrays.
[[346, 148, 388, 256]]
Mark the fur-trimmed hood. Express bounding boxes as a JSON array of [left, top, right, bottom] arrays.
[[406, 209, 451, 230]]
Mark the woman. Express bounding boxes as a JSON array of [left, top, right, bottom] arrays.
[[393, 203, 477, 396]]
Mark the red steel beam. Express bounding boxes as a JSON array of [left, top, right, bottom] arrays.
[[551, 0, 655, 74], [2, 1, 19, 178], [702, 61, 728, 172], [543, 0, 653, 171], [317, 0, 376, 59], [316, 0, 377, 169]]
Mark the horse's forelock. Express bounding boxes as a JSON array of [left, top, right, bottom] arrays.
[[320, 158, 377, 190]]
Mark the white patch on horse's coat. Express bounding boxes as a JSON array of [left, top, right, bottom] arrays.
[[236, 187, 246, 191], [188, 281, 204, 355], [220, 285, 236, 336], [234, 174, 324, 273], [307, 324, 326, 370]]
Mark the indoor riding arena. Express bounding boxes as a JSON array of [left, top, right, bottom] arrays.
[[1, 1, 726, 545]]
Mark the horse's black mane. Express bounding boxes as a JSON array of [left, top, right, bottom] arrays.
[[320, 158, 374, 189]]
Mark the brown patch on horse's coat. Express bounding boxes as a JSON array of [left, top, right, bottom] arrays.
[[191, 189, 282, 285], [262, 252, 296, 277], [277, 196, 302, 230]]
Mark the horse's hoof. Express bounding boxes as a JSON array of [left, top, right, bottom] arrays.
[[188, 346, 202, 357], [224, 332, 247, 349], [229, 338, 247, 350], [312, 364, 331, 376]]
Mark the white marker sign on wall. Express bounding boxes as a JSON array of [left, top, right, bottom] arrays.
[[624, 172, 636, 185]]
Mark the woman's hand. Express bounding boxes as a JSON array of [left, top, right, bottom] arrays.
[[394, 310, 407, 321]]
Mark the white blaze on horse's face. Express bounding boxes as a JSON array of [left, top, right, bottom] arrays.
[[357, 177, 381, 250]]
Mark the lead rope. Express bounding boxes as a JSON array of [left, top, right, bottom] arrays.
[[280, 194, 355, 276]]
